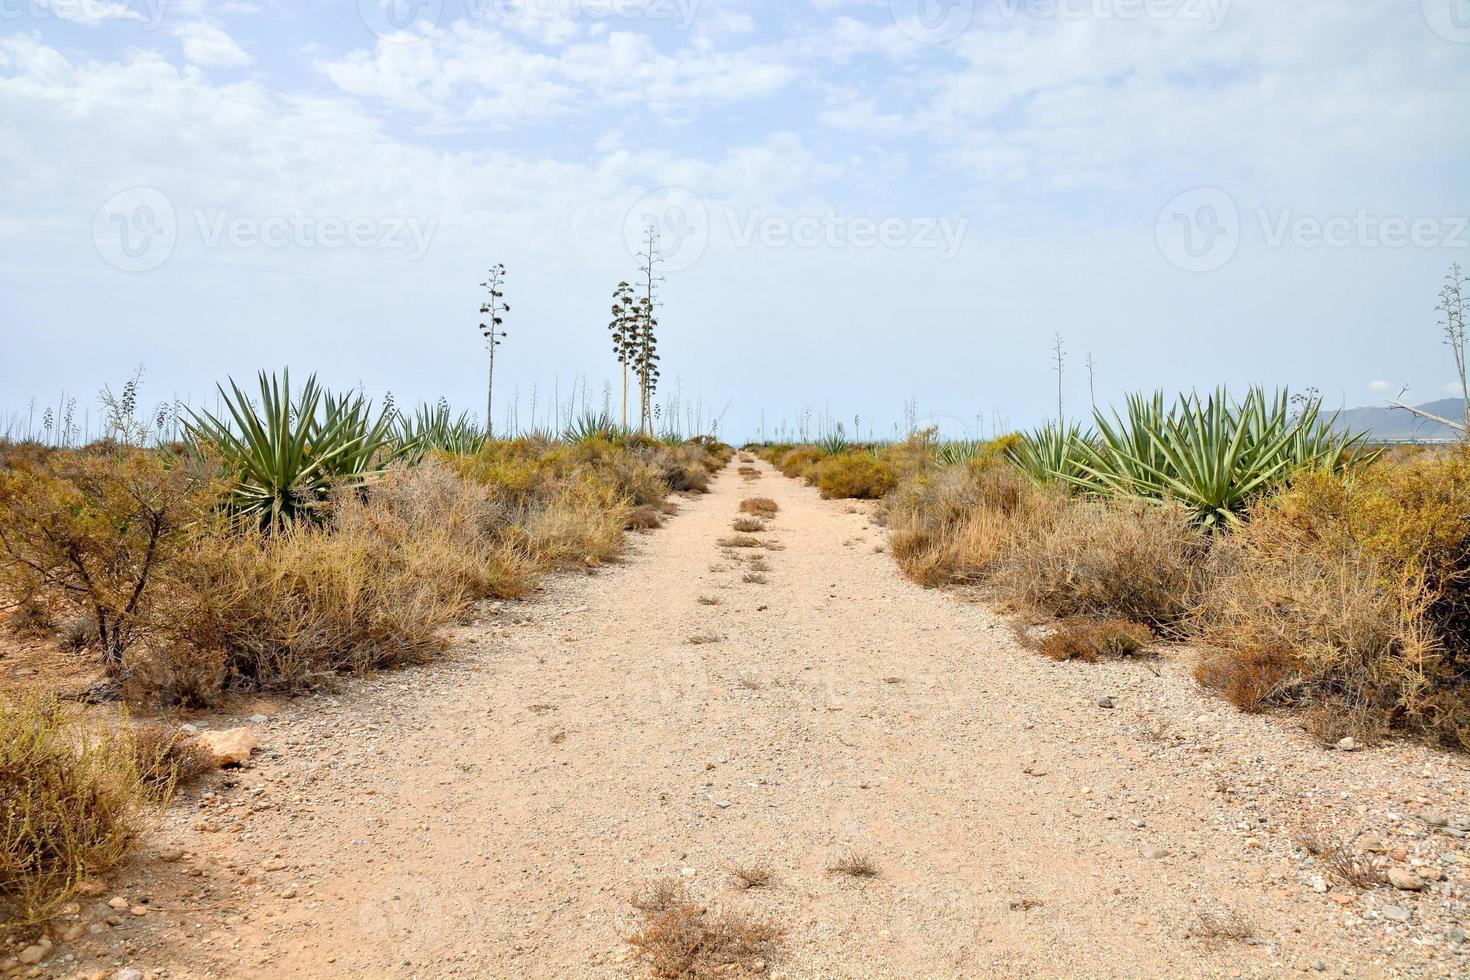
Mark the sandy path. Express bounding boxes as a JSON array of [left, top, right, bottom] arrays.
[[87, 458, 1470, 978]]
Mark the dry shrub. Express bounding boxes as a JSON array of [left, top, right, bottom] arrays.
[[998, 499, 1208, 632], [739, 498, 778, 516], [168, 512, 461, 692], [628, 879, 780, 979], [886, 462, 1064, 588], [0, 447, 218, 673], [719, 536, 762, 549], [730, 864, 774, 890], [1192, 645, 1295, 714], [827, 850, 878, 879], [732, 518, 765, 533], [1038, 619, 1153, 662], [743, 573, 767, 585], [776, 447, 820, 481], [1195, 452, 1470, 747], [814, 453, 896, 500], [0, 695, 148, 927], [127, 722, 212, 795]]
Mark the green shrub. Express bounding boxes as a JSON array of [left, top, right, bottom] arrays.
[[815, 453, 897, 500]]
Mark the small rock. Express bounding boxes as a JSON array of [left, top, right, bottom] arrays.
[[1388, 868, 1425, 891], [249, 714, 269, 724], [1143, 847, 1169, 860], [198, 727, 258, 767], [106, 897, 129, 911], [129, 905, 148, 917], [1420, 866, 1445, 882], [55, 920, 86, 942], [114, 970, 145, 980], [1382, 905, 1412, 922], [1448, 928, 1466, 944], [1336, 737, 1360, 752], [1311, 961, 1326, 972], [75, 879, 107, 898], [1423, 812, 1450, 828], [17, 945, 46, 966], [1097, 697, 1115, 709]]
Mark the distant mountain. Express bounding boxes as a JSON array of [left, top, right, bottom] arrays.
[[1331, 398, 1467, 443]]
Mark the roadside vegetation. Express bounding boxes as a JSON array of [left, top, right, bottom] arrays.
[[756, 380, 1470, 752], [0, 369, 729, 929]]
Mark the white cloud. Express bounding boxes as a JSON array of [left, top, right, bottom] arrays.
[[173, 22, 253, 68]]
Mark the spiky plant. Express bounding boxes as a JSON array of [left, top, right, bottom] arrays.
[[815, 424, 851, 457], [188, 370, 397, 530]]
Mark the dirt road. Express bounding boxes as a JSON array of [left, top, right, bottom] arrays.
[[91, 458, 1469, 978]]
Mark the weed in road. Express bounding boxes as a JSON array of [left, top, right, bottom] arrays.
[[740, 498, 779, 516], [827, 851, 879, 879]]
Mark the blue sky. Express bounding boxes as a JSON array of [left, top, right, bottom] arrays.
[[1, 0, 1468, 441]]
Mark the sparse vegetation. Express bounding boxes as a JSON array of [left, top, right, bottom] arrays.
[[1037, 619, 1154, 662], [739, 498, 778, 516], [827, 850, 878, 879], [0, 695, 150, 927], [627, 878, 781, 978]]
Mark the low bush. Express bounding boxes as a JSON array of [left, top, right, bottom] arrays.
[[814, 453, 897, 500], [1195, 450, 1470, 746], [739, 498, 778, 516], [627, 879, 781, 978], [0, 447, 217, 674], [886, 462, 1065, 587], [776, 447, 820, 481], [0, 695, 148, 927], [997, 499, 1209, 632], [1038, 619, 1153, 662]]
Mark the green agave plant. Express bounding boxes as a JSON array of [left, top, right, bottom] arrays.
[[395, 401, 486, 461], [188, 370, 399, 530], [1014, 388, 1371, 528], [815, 425, 851, 457], [1008, 422, 1093, 485]]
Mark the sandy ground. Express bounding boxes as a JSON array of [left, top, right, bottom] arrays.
[[37, 457, 1470, 979]]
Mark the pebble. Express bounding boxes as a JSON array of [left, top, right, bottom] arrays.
[[1388, 868, 1425, 891], [115, 970, 145, 980], [1336, 737, 1360, 752], [17, 944, 46, 966], [1383, 906, 1412, 923], [107, 897, 129, 910], [1097, 697, 1115, 709], [1143, 847, 1169, 860]]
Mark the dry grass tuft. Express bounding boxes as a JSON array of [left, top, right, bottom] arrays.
[[688, 633, 724, 646], [997, 499, 1208, 632], [719, 536, 763, 550], [697, 596, 721, 606], [1037, 619, 1154, 663], [1188, 907, 1255, 944], [742, 573, 768, 585], [732, 518, 766, 533], [746, 558, 772, 573], [730, 864, 775, 890], [128, 722, 213, 795], [827, 850, 879, 879], [627, 878, 781, 978], [739, 498, 779, 516], [1, 695, 149, 927]]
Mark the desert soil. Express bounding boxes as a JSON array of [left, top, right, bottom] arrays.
[[38, 458, 1470, 979]]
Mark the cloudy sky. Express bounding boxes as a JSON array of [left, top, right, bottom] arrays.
[[1, 0, 1467, 441]]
